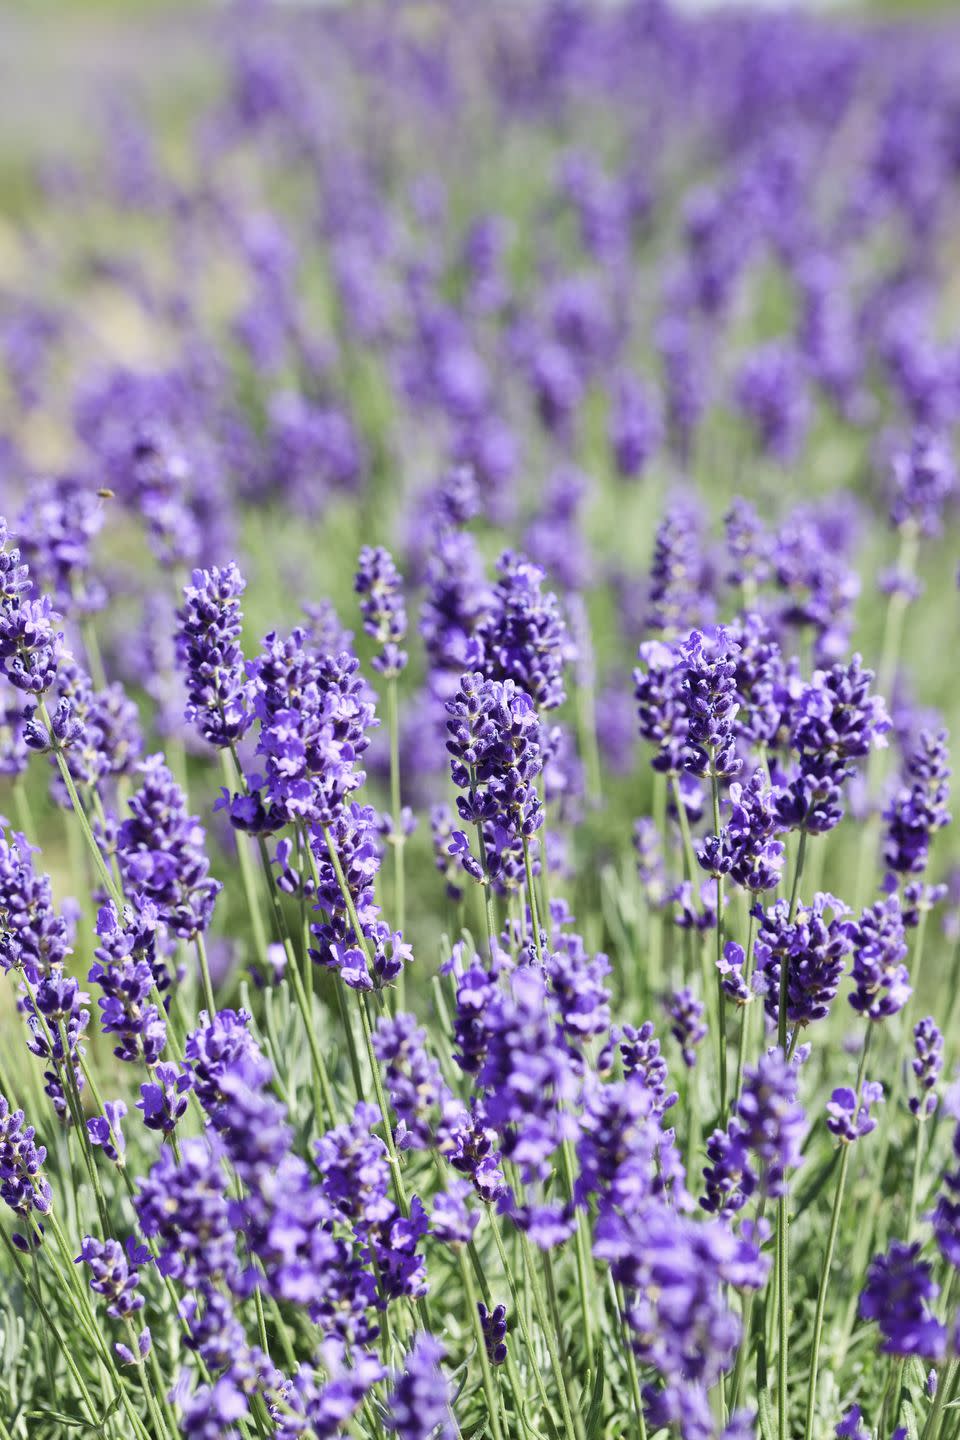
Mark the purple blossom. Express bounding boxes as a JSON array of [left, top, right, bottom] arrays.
[[860, 1242, 946, 1359], [89, 904, 166, 1066], [175, 561, 253, 747], [355, 545, 408, 677], [385, 1334, 455, 1440], [0, 519, 62, 695], [910, 1018, 943, 1119], [0, 1095, 52, 1226], [665, 987, 707, 1068], [884, 728, 951, 877], [826, 1082, 884, 1143], [475, 551, 569, 712], [849, 895, 912, 1022], [753, 893, 854, 1029]]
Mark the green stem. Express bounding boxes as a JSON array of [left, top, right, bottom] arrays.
[[194, 933, 217, 1018], [803, 1029, 873, 1440], [220, 749, 270, 966], [457, 1244, 506, 1440], [710, 764, 727, 1122], [37, 699, 123, 910], [613, 1277, 647, 1440], [388, 674, 406, 1012]]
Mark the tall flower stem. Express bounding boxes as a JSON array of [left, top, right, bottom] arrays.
[[487, 1211, 561, 1434], [733, 911, 756, 1106], [612, 1275, 648, 1440], [36, 698, 124, 911], [710, 762, 727, 1121], [194, 933, 217, 1018], [516, 1223, 585, 1440], [387, 673, 406, 1011], [803, 1028, 873, 1440], [523, 835, 596, 1361], [776, 826, 808, 1440], [457, 1244, 506, 1440], [220, 750, 270, 966]]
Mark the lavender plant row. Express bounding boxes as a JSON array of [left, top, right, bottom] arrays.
[[0, 2, 959, 1437]]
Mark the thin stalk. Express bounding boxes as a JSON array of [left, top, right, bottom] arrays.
[[613, 1276, 648, 1440], [220, 749, 270, 965], [387, 674, 406, 1012], [37, 699, 123, 910], [194, 933, 217, 1018], [456, 1244, 506, 1440], [733, 911, 756, 1106], [803, 1029, 873, 1440], [710, 763, 727, 1121], [487, 1211, 558, 1431], [0, 1228, 107, 1436], [516, 1225, 583, 1440], [776, 829, 806, 1440]]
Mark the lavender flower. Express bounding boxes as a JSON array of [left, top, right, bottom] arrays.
[[849, 896, 912, 1021], [753, 893, 854, 1030], [860, 1243, 946, 1358], [477, 1303, 508, 1366], [0, 1096, 52, 1228], [884, 729, 951, 877], [385, 1334, 455, 1440], [175, 562, 252, 746], [475, 552, 568, 711], [826, 1082, 884, 1143], [910, 1018, 943, 1119], [0, 520, 62, 695], [666, 987, 707, 1068], [355, 545, 408, 677]]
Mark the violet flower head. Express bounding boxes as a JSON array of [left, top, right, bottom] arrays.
[[724, 498, 771, 595], [77, 1234, 146, 1322], [634, 639, 688, 776], [698, 769, 785, 894], [826, 1081, 884, 1144], [735, 341, 810, 464], [22, 968, 89, 1122], [645, 497, 709, 637], [0, 519, 62, 695], [860, 1242, 946, 1358], [665, 987, 707, 1069], [355, 545, 408, 677], [884, 728, 951, 877], [137, 1062, 192, 1136], [0, 830, 73, 983], [117, 754, 220, 941], [849, 895, 911, 1022], [679, 627, 741, 780], [89, 903, 166, 1066], [175, 561, 253, 747], [385, 1334, 455, 1440], [910, 1017, 943, 1119], [475, 551, 569, 712], [478, 1302, 508, 1366], [620, 1021, 678, 1118], [445, 672, 543, 896], [0, 1095, 52, 1228], [610, 373, 661, 480], [135, 1136, 238, 1288], [373, 1012, 448, 1151], [735, 1048, 806, 1198], [753, 893, 853, 1030], [889, 429, 956, 537]]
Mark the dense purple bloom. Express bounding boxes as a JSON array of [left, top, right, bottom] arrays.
[[698, 770, 784, 893], [666, 987, 707, 1068], [273, 1343, 385, 1439], [724, 499, 771, 596], [22, 968, 89, 1122], [385, 1334, 455, 1440], [445, 672, 543, 895], [849, 895, 911, 1021], [860, 1242, 946, 1358], [89, 904, 166, 1065], [577, 1075, 684, 1215], [0, 519, 62, 695], [884, 729, 951, 876], [431, 1180, 479, 1247], [117, 754, 220, 941], [478, 965, 578, 1182], [736, 341, 810, 463], [87, 1099, 127, 1163], [185, 1008, 261, 1114], [610, 373, 661, 479], [175, 561, 253, 747], [373, 1013, 448, 1151], [889, 429, 956, 536], [430, 805, 465, 904], [136, 1137, 238, 1287], [634, 639, 688, 775], [77, 1235, 146, 1321], [478, 1302, 508, 1366], [355, 545, 408, 677], [137, 1062, 192, 1135], [645, 497, 709, 637], [826, 1081, 884, 1143], [753, 893, 854, 1029], [620, 1022, 678, 1117], [0, 1096, 52, 1224], [910, 1017, 943, 1119], [679, 627, 741, 779], [15, 477, 106, 617], [0, 831, 73, 983], [475, 551, 569, 712], [735, 1049, 806, 1199]]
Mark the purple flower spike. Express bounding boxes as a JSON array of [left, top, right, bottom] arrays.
[[175, 561, 253, 747], [826, 1081, 884, 1143], [355, 545, 408, 677]]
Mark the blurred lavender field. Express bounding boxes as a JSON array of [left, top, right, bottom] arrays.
[[0, 3, 959, 1439]]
